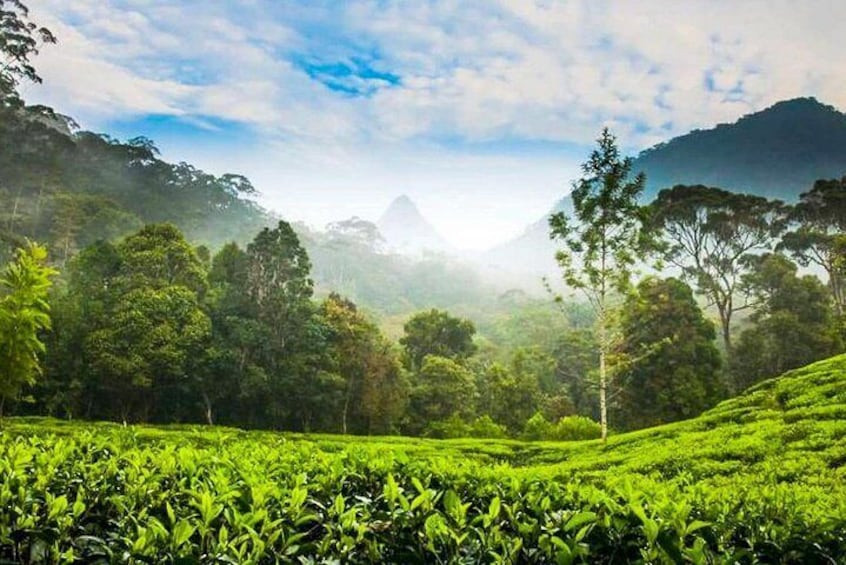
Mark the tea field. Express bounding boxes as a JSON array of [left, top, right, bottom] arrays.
[[2, 355, 846, 563]]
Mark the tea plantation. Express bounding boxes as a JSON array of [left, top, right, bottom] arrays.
[[1, 355, 845, 563]]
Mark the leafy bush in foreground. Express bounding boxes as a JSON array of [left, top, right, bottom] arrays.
[[1, 354, 845, 563]]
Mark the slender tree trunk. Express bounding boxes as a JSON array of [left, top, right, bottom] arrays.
[[202, 392, 214, 425], [62, 234, 71, 266], [599, 348, 607, 443], [34, 179, 45, 235], [342, 388, 350, 435], [598, 244, 609, 443], [717, 300, 732, 358], [830, 269, 844, 317], [8, 187, 22, 232]]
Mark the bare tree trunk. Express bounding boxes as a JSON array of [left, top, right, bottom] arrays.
[[717, 302, 732, 358], [599, 348, 607, 443], [8, 187, 22, 232], [34, 179, 45, 234], [831, 270, 844, 317], [342, 389, 350, 435], [202, 392, 214, 425]]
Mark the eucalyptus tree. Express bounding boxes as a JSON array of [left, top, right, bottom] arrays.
[[0, 0, 56, 103], [778, 176, 846, 315], [648, 185, 788, 354]]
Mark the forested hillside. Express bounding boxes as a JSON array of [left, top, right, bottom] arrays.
[[632, 97, 846, 201], [0, 104, 273, 264]]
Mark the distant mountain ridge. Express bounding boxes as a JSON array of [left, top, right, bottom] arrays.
[[633, 97, 846, 201], [484, 97, 846, 276], [481, 196, 573, 277]]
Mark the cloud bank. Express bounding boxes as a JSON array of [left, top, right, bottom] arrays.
[[21, 0, 846, 248]]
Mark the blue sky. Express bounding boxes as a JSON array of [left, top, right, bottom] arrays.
[[22, 0, 846, 250]]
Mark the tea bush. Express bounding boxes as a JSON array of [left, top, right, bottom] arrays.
[[1, 355, 845, 563]]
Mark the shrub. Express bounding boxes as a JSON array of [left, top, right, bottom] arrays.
[[467, 415, 507, 439], [522, 411, 554, 440], [553, 415, 602, 441]]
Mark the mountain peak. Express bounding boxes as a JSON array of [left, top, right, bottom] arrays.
[[380, 194, 419, 217], [377, 195, 452, 255]]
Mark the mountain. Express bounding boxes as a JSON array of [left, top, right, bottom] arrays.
[[633, 97, 846, 201], [377, 195, 453, 255], [486, 97, 846, 276], [480, 196, 572, 278]]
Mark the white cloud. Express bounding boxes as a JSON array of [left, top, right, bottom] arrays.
[[24, 0, 846, 147], [17, 0, 846, 248]]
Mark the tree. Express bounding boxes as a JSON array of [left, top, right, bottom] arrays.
[[0, 0, 56, 104], [478, 354, 543, 434], [204, 242, 265, 426], [778, 176, 846, 315], [649, 185, 788, 355], [407, 355, 476, 435], [244, 221, 319, 429], [548, 128, 650, 441], [318, 293, 406, 434], [85, 286, 211, 423], [48, 225, 212, 423], [617, 277, 723, 429], [731, 254, 842, 390], [0, 241, 55, 416], [399, 309, 477, 371]]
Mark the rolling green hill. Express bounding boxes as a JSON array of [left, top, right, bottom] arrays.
[[2, 354, 844, 562]]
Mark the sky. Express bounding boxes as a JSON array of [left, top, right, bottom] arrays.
[[21, 0, 846, 250]]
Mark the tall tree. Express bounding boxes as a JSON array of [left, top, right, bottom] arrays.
[[617, 277, 723, 429], [399, 309, 477, 371], [548, 128, 649, 441], [85, 286, 211, 423], [778, 176, 846, 315], [0, 241, 55, 416], [51, 225, 211, 423], [732, 253, 842, 390], [245, 221, 319, 429], [649, 185, 788, 354], [246, 220, 313, 326], [0, 0, 56, 104]]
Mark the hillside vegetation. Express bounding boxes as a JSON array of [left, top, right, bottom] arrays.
[[632, 97, 846, 201], [2, 354, 844, 563]]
